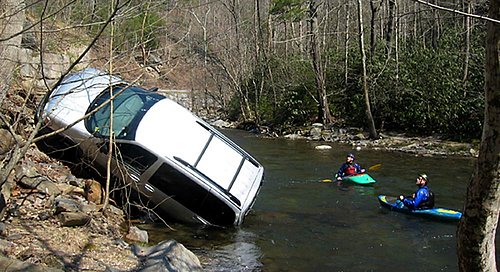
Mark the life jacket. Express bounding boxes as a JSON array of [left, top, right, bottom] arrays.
[[418, 189, 435, 209], [345, 165, 357, 176]]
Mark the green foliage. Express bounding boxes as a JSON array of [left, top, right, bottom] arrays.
[[229, 55, 318, 126], [270, 0, 307, 22], [242, 25, 485, 140], [338, 27, 485, 140], [28, 1, 165, 53], [115, 11, 164, 52], [269, 55, 318, 126]]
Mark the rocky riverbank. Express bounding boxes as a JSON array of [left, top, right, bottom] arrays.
[[213, 120, 480, 158], [0, 146, 203, 271]]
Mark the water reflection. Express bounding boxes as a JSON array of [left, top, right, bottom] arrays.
[[198, 230, 263, 271]]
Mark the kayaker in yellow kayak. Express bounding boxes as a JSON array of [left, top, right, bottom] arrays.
[[336, 153, 365, 181]]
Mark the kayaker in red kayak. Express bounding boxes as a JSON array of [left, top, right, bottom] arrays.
[[336, 153, 365, 181], [398, 173, 435, 209]]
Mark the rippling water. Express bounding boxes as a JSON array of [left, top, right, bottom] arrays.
[[142, 129, 494, 271]]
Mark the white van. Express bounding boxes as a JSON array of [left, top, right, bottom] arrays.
[[38, 68, 264, 225]]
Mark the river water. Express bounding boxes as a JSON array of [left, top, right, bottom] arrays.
[[142, 129, 483, 271]]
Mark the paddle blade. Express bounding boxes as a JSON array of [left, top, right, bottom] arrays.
[[368, 164, 382, 171], [321, 179, 333, 183]]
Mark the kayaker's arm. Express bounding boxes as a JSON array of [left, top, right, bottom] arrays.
[[402, 188, 427, 209], [336, 163, 347, 180]]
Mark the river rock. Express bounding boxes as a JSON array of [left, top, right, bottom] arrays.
[[309, 126, 322, 140], [0, 254, 64, 272], [211, 119, 231, 128], [55, 183, 84, 195], [126, 226, 148, 243], [133, 240, 203, 272]]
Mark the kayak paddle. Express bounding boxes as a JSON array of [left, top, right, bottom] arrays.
[[368, 163, 382, 171]]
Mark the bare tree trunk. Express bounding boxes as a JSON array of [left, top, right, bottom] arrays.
[[457, 1, 500, 271], [431, 0, 439, 48], [308, 0, 333, 125], [345, 2, 350, 87], [385, 0, 396, 57], [253, 0, 265, 124], [413, 2, 418, 42], [369, 0, 381, 62], [103, 0, 117, 212], [357, 0, 378, 139], [395, 0, 400, 82], [140, 0, 151, 67], [335, 7, 341, 51], [462, 0, 471, 82], [223, 0, 253, 121], [190, 2, 211, 115]]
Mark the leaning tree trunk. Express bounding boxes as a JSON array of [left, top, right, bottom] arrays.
[[457, 1, 500, 271], [357, 0, 378, 139]]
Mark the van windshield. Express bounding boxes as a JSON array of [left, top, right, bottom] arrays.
[[85, 85, 164, 139]]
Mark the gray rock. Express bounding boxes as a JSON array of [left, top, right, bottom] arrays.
[[211, 119, 231, 128], [15, 165, 62, 196], [57, 212, 90, 227], [0, 254, 64, 271], [106, 204, 124, 218], [0, 129, 15, 155], [309, 127, 322, 140], [0, 239, 16, 255], [80, 202, 98, 213], [126, 226, 148, 244], [54, 196, 81, 214], [133, 240, 203, 272]]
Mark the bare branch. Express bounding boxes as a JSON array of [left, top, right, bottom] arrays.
[[410, 0, 500, 24]]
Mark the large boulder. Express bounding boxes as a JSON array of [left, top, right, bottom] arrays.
[[133, 240, 203, 272], [15, 164, 62, 196]]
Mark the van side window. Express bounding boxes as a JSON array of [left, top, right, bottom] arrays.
[[116, 143, 157, 171], [115, 143, 157, 178], [148, 163, 236, 225]]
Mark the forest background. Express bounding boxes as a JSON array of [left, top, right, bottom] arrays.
[[9, 0, 487, 141]]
